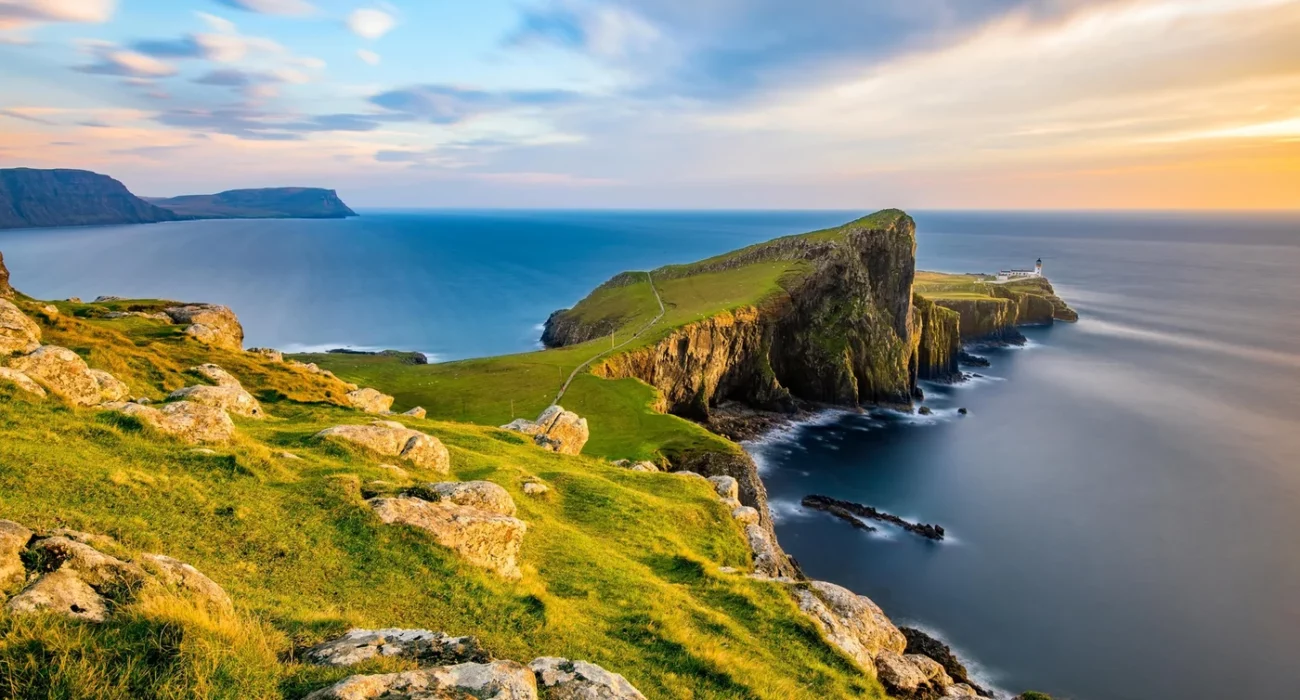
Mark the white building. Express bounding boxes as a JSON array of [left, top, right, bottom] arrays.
[[996, 258, 1043, 282]]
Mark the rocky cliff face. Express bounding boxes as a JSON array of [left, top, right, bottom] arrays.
[[0, 251, 12, 298], [574, 213, 920, 420], [911, 295, 962, 382], [0, 168, 179, 230], [933, 279, 1076, 342]]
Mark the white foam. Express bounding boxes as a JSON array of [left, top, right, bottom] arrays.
[[768, 498, 815, 524]]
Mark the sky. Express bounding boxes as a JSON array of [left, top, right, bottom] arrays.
[[0, 0, 1297, 209]]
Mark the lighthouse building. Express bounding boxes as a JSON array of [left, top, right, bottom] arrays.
[[996, 258, 1043, 282]]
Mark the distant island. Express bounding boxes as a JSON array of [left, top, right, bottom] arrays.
[[0, 167, 356, 230]]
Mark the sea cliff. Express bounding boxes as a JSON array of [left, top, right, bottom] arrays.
[[0, 168, 178, 230]]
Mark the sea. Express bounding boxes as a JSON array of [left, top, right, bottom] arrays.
[[2, 210, 1298, 700]]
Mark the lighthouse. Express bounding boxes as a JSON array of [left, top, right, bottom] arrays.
[[1035, 258, 1043, 276]]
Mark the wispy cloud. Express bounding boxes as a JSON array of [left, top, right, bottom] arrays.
[[347, 8, 395, 40], [0, 0, 115, 29], [75, 42, 178, 78], [212, 0, 313, 16], [370, 85, 581, 125]]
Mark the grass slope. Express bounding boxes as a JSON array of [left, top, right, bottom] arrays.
[[0, 299, 876, 699]]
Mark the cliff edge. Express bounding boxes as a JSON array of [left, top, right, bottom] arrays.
[[148, 187, 358, 219], [0, 168, 179, 230]]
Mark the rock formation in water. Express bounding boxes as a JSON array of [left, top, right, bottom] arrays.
[[148, 188, 357, 220], [0, 168, 179, 230]]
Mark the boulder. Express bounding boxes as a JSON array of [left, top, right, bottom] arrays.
[[138, 553, 232, 611], [901, 626, 983, 693], [918, 406, 933, 416], [40, 305, 57, 316], [304, 661, 538, 700], [707, 475, 740, 506], [529, 657, 646, 699], [875, 651, 955, 698], [501, 405, 589, 455], [409, 481, 517, 517], [304, 628, 489, 667], [316, 421, 450, 473], [522, 482, 549, 496], [0, 367, 45, 398], [732, 506, 760, 526], [402, 406, 427, 419], [346, 387, 395, 414], [28, 536, 148, 597], [247, 347, 283, 362], [191, 363, 241, 387], [0, 298, 41, 355], [169, 384, 264, 418], [106, 401, 237, 444], [164, 304, 244, 351], [4, 568, 109, 622], [745, 524, 783, 577], [794, 580, 906, 676], [946, 684, 981, 697], [0, 520, 33, 589], [369, 496, 527, 579], [7, 346, 127, 406]]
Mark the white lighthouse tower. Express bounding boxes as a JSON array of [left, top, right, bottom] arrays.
[[1035, 258, 1043, 277]]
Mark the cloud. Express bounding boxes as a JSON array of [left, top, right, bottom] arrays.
[[370, 85, 580, 124], [0, 108, 57, 125], [133, 21, 288, 64], [154, 105, 408, 140], [212, 0, 314, 16], [75, 44, 178, 78], [357, 49, 380, 65], [347, 8, 395, 40], [0, 0, 115, 29]]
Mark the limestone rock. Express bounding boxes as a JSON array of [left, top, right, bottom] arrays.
[[88, 369, 129, 403], [346, 387, 395, 414], [191, 363, 241, 387], [0, 520, 33, 589], [304, 628, 490, 667], [522, 481, 549, 496], [304, 661, 538, 700], [169, 384, 264, 418], [248, 347, 283, 362], [138, 553, 231, 610], [5, 568, 109, 622], [501, 405, 589, 455], [794, 580, 906, 676], [28, 536, 147, 596], [316, 421, 450, 473], [402, 406, 427, 419], [369, 496, 526, 579], [0, 367, 45, 398], [409, 481, 517, 516], [106, 401, 237, 444], [0, 299, 42, 355], [732, 506, 760, 526], [707, 475, 740, 506], [93, 295, 123, 303], [875, 651, 955, 698], [41, 305, 58, 316], [165, 304, 244, 351], [8, 346, 126, 406], [529, 657, 646, 699], [946, 683, 981, 698], [745, 524, 783, 577], [103, 310, 172, 322]]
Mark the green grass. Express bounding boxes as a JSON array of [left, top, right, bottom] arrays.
[[0, 298, 877, 699]]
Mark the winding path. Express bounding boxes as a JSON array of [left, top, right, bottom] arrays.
[[551, 271, 665, 406]]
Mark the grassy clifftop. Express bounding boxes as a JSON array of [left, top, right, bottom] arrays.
[[0, 293, 876, 699]]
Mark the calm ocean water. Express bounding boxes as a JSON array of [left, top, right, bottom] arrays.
[[3, 210, 1298, 699]]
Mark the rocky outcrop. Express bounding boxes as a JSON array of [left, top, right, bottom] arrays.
[[169, 385, 264, 418], [304, 628, 489, 667], [794, 580, 906, 675], [346, 387, 395, 414], [901, 627, 988, 696], [0, 251, 12, 298], [164, 304, 244, 351], [930, 278, 1077, 343], [316, 421, 450, 473], [369, 494, 526, 579], [530, 657, 646, 699], [0, 367, 45, 397], [105, 401, 237, 443], [305, 660, 537, 700], [408, 481, 517, 517], [0, 168, 179, 230], [707, 475, 741, 508], [802, 495, 945, 540], [0, 298, 41, 355], [6, 345, 128, 406], [3, 525, 229, 622], [501, 405, 589, 455]]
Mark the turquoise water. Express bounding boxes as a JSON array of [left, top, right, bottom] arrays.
[[3, 210, 1298, 699]]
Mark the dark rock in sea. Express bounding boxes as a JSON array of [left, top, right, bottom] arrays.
[[1, 168, 179, 230], [900, 627, 991, 697], [958, 351, 991, 368], [958, 407, 968, 415], [147, 188, 357, 220], [822, 504, 877, 532], [917, 406, 933, 416], [913, 386, 925, 400], [802, 495, 945, 541]]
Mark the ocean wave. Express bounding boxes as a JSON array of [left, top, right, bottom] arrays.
[[768, 498, 815, 523], [873, 407, 964, 426]]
